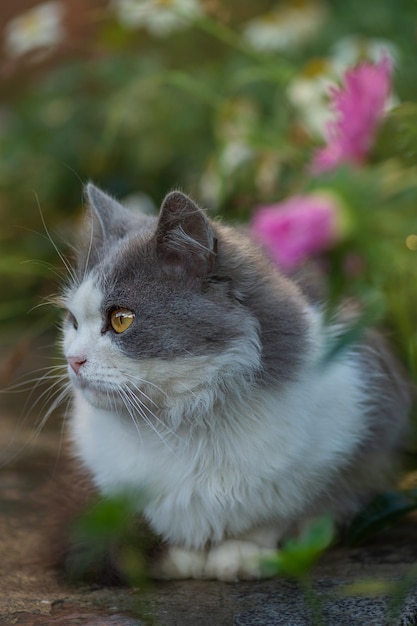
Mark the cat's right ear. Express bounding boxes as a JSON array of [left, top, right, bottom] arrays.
[[77, 183, 136, 274], [85, 183, 134, 243]]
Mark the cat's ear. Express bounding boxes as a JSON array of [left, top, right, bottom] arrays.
[[85, 183, 134, 243], [155, 192, 217, 277]]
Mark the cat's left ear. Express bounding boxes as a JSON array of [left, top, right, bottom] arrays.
[[155, 192, 217, 277]]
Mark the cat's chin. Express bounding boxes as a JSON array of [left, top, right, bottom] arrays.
[[75, 382, 124, 412], [67, 368, 121, 411]]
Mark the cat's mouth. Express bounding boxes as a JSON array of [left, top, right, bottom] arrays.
[[73, 372, 160, 416]]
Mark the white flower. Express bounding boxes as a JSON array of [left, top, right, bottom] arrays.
[[199, 99, 258, 204], [242, 0, 327, 53], [331, 35, 399, 73], [123, 192, 156, 215], [111, 0, 203, 37], [255, 152, 282, 195], [287, 59, 336, 137], [220, 141, 253, 174], [199, 161, 222, 206], [216, 98, 257, 173], [4, 1, 65, 59]]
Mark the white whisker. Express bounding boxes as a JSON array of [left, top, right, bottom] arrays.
[[122, 384, 176, 436], [32, 382, 72, 439], [33, 192, 78, 287], [2, 366, 67, 393], [83, 212, 95, 281], [124, 372, 169, 400], [123, 377, 160, 408], [116, 388, 143, 445], [53, 395, 72, 470], [118, 387, 179, 455], [0, 370, 70, 468]]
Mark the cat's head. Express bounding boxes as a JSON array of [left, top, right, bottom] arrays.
[[62, 184, 309, 427]]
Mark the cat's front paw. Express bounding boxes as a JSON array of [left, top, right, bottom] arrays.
[[150, 541, 277, 581], [203, 540, 276, 582], [150, 546, 207, 580]]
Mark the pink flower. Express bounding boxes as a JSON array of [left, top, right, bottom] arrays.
[[312, 56, 393, 173], [251, 193, 345, 270]]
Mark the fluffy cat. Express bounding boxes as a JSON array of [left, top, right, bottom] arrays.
[[59, 183, 412, 582]]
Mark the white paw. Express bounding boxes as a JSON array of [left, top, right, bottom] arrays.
[[203, 540, 277, 582], [150, 546, 207, 580]]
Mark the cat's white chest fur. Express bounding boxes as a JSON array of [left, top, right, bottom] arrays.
[[70, 343, 365, 550]]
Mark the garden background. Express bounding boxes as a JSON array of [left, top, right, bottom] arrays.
[[0, 0, 417, 547]]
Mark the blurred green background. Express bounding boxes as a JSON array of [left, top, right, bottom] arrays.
[[0, 0, 417, 389]]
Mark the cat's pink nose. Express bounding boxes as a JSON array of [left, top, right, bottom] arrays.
[[67, 356, 87, 374]]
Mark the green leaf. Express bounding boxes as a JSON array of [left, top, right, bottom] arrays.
[[320, 320, 368, 367], [72, 493, 145, 543], [320, 304, 382, 367], [263, 515, 335, 579], [376, 103, 417, 166], [67, 493, 148, 585], [347, 489, 417, 546], [338, 579, 393, 597]]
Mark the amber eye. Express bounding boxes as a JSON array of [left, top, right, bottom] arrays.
[[110, 308, 135, 334]]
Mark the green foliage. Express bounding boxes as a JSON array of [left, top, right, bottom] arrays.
[[262, 516, 334, 626], [263, 515, 335, 579], [0, 1, 415, 313], [68, 493, 148, 586], [1, 0, 417, 342], [347, 489, 417, 546]]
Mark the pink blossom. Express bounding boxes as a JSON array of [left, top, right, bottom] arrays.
[[251, 194, 345, 270], [312, 56, 393, 173]]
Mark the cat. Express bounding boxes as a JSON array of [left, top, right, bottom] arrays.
[[58, 182, 412, 582]]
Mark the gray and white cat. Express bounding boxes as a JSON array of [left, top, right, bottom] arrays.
[[61, 183, 411, 581]]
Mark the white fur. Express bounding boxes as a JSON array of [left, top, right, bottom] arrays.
[[65, 276, 371, 579]]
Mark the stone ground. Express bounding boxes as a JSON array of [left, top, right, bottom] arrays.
[[1, 396, 417, 626]]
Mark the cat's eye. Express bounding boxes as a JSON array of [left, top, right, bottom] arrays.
[[66, 311, 78, 330], [110, 308, 135, 334]]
